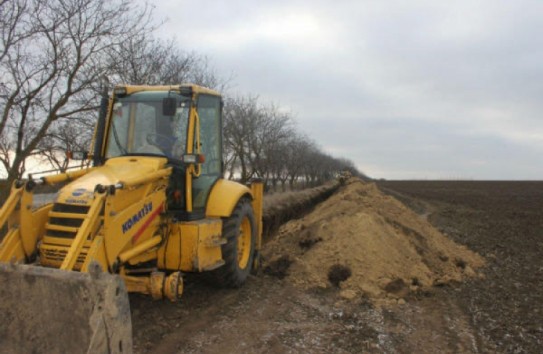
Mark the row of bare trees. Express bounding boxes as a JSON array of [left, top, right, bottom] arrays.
[[0, 0, 364, 192], [223, 95, 363, 190]]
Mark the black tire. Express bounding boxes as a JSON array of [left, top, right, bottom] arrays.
[[212, 198, 256, 288]]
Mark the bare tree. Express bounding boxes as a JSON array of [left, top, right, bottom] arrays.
[[37, 115, 94, 172], [0, 0, 31, 63], [223, 96, 293, 185], [0, 0, 153, 189], [109, 36, 193, 85], [188, 56, 232, 92], [223, 95, 261, 183], [284, 134, 315, 189], [107, 33, 229, 91], [251, 104, 293, 190]]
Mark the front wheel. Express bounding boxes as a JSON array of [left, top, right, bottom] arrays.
[[212, 198, 256, 288]]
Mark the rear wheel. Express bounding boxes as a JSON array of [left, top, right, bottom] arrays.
[[213, 198, 256, 288]]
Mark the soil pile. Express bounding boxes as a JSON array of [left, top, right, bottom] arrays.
[[263, 178, 485, 305]]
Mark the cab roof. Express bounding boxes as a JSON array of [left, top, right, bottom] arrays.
[[114, 84, 221, 97]]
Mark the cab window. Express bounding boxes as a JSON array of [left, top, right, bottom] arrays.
[[192, 94, 222, 209]]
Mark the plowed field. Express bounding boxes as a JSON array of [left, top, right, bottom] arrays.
[[378, 180, 543, 353]]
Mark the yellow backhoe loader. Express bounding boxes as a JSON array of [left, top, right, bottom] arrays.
[[0, 84, 263, 353]]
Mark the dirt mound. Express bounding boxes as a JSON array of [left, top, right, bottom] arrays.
[[263, 178, 485, 306]]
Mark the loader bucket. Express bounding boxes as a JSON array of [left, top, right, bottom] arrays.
[[0, 263, 132, 354]]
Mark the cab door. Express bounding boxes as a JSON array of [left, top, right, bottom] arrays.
[[192, 94, 222, 211]]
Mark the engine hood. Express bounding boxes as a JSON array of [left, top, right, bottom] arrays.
[[57, 157, 168, 206]]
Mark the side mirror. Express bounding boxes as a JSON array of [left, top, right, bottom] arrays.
[[163, 97, 177, 116]]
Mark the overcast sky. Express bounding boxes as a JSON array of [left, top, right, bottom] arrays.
[[154, 0, 543, 180]]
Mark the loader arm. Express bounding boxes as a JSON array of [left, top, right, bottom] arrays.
[[0, 167, 94, 262]]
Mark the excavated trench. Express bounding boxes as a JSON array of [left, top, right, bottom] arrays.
[[261, 182, 340, 239]]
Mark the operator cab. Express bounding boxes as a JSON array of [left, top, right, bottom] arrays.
[[103, 86, 223, 220], [105, 91, 189, 159]]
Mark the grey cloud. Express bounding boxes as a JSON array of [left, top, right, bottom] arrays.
[[155, 0, 543, 179]]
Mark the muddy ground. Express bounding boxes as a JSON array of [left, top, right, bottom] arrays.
[[130, 180, 543, 353]]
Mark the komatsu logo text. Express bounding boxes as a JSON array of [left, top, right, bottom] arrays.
[[122, 203, 153, 234]]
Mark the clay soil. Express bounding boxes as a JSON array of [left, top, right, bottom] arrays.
[[130, 180, 543, 353]]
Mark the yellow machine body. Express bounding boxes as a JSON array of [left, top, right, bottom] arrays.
[[0, 84, 263, 352]]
